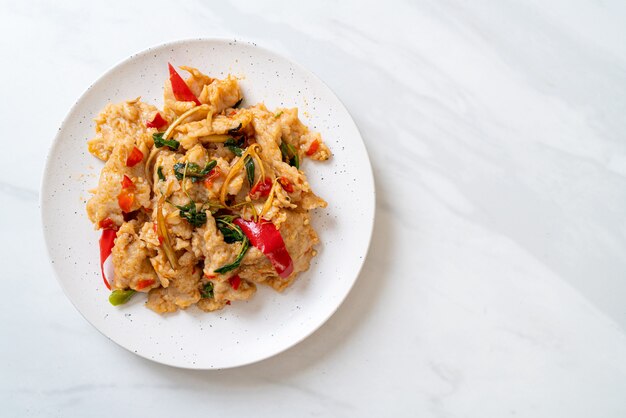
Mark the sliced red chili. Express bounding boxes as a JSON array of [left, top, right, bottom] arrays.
[[126, 146, 144, 167], [306, 139, 320, 156], [168, 63, 201, 106], [146, 112, 168, 129], [118, 192, 133, 213], [278, 177, 294, 193], [152, 223, 164, 245], [98, 217, 118, 231], [234, 218, 294, 278], [99, 228, 116, 290], [118, 175, 135, 213], [249, 177, 272, 199], [229, 275, 241, 290], [121, 175, 134, 189], [203, 166, 222, 188], [136, 279, 155, 290]]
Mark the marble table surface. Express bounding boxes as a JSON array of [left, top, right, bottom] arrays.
[[2, 0, 625, 416]]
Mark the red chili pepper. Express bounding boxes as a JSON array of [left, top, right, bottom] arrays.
[[229, 275, 241, 290], [306, 139, 320, 156], [249, 177, 272, 199], [98, 217, 118, 231], [225, 300, 231, 305], [136, 279, 155, 290], [204, 273, 216, 279], [146, 112, 168, 129], [234, 218, 294, 278], [168, 63, 201, 106], [203, 166, 222, 188], [99, 228, 116, 290], [126, 146, 144, 167], [118, 175, 135, 213], [278, 177, 294, 193], [121, 175, 134, 189]]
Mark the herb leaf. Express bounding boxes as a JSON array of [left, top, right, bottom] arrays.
[[224, 138, 243, 156], [280, 141, 300, 169], [244, 156, 255, 188], [233, 97, 243, 108], [214, 237, 250, 274], [173, 200, 207, 227], [216, 215, 245, 244], [173, 160, 217, 183], [201, 282, 214, 299], [153, 132, 180, 150], [228, 123, 242, 135], [157, 166, 165, 181]]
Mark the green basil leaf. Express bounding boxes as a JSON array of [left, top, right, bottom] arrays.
[[244, 155, 255, 188], [173, 160, 217, 182], [214, 237, 250, 274], [216, 216, 244, 244], [157, 166, 165, 181], [172, 200, 207, 227], [153, 132, 180, 150], [201, 282, 214, 299], [224, 138, 243, 157], [280, 141, 300, 170], [228, 122, 243, 135]]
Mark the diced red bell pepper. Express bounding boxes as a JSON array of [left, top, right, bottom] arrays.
[[234, 218, 294, 278], [146, 112, 168, 129], [126, 146, 144, 167], [136, 279, 155, 290], [99, 228, 116, 290], [168, 63, 201, 106], [229, 275, 241, 290], [249, 177, 272, 199], [278, 177, 294, 193], [118, 175, 135, 213], [306, 139, 320, 156]]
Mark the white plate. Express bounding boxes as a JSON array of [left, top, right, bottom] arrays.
[[41, 39, 375, 369]]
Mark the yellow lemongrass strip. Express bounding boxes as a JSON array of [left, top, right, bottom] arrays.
[[181, 161, 190, 197], [144, 147, 161, 187], [260, 178, 281, 217], [219, 144, 262, 207], [163, 104, 209, 140], [249, 201, 259, 223], [157, 197, 179, 270], [201, 134, 231, 143]]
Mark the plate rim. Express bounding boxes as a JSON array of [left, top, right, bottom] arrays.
[[40, 37, 376, 369]]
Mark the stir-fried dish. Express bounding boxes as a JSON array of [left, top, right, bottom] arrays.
[[86, 63, 330, 313]]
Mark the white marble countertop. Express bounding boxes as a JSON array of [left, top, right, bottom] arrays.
[[2, 0, 626, 416]]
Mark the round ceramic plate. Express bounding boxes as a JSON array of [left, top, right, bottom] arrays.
[[41, 39, 375, 369]]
